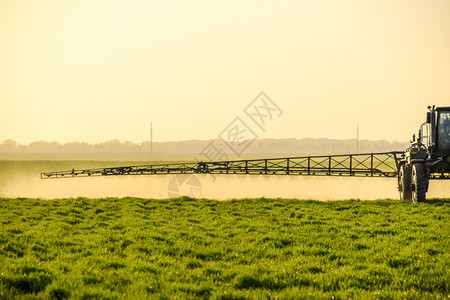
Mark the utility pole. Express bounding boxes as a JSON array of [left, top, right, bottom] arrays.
[[356, 122, 359, 153], [150, 122, 153, 155]]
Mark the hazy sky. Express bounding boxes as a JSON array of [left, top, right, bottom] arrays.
[[1, 0, 449, 144]]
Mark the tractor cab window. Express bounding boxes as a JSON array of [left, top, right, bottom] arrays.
[[437, 111, 450, 152]]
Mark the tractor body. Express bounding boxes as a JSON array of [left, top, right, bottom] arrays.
[[398, 106, 450, 202]]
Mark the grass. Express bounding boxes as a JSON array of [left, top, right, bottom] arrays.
[[0, 197, 448, 299]]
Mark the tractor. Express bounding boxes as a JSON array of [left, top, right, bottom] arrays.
[[398, 105, 450, 202], [41, 106, 450, 202]]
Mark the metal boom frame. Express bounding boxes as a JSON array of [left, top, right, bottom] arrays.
[[41, 152, 404, 179]]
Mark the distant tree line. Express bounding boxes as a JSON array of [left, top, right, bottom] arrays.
[[0, 138, 409, 154]]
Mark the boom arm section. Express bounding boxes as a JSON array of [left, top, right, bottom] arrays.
[[41, 152, 404, 179]]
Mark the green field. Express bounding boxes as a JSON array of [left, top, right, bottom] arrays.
[[0, 197, 448, 299]]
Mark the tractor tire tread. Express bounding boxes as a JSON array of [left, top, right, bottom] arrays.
[[400, 163, 412, 200], [412, 163, 427, 203]]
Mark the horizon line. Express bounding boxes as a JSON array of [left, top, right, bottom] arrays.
[[0, 137, 408, 145]]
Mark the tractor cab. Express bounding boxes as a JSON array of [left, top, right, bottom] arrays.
[[436, 108, 450, 154], [419, 106, 450, 157]]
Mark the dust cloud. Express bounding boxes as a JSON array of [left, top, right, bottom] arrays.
[[2, 174, 449, 200]]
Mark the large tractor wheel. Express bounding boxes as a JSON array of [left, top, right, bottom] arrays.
[[398, 163, 412, 200], [411, 163, 427, 203]]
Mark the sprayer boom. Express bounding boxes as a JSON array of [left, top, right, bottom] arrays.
[[41, 152, 404, 179]]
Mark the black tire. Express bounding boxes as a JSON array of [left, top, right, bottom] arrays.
[[398, 163, 412, 200], [411, 163, 427, 203]]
